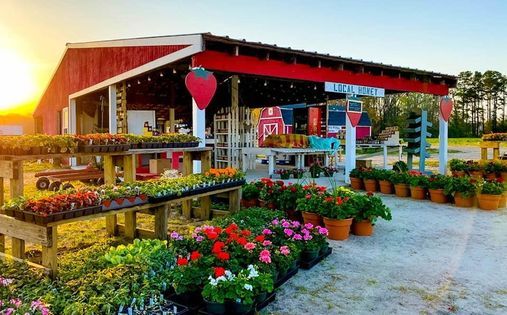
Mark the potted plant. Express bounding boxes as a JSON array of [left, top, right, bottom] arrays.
[[292, 168, 305, 179], [322, 166, 337, 177], [241, 183, 260, 208], [350, 193, 392, 236], [309, 162, 322, 178], [377, 169, 395, 194], [258, 178, 283, 209], [499, 161, 507, 181], [279, 183, 304, 221], [275, 169, 291, 180], [362, 168, 379, 192], [390, 172, 411, 197], [296, 192, 324, 227], [427, 175, 451, 203], [465, 160, 483, 179], [476, 179, 504, 210], [408, 172, 428, 200], [319, 195, 357, 240], [482, 161, 501, 180], [444, 176, 477, 208], [449, 159, 467, 177], [392, 160, 408, 173], [349, 168, 364, 190]]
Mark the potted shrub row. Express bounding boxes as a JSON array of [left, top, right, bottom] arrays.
[[449, 159, 507, 180]]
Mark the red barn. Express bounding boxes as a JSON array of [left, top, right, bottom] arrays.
[[257, 107, 293, 146]]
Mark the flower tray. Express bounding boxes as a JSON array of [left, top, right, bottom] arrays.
[[275, 265, 299, 288], [197, 292, 276, 315], [125, 301, 189, 315], [101, 195, 148, 211], [299, 247, 332, 270], [11, 205, 102, 226], [148, 180, 245, 203], [167, 292, 203, 313]]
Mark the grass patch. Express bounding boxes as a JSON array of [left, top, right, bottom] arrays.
[[427, 138, 481, 147]]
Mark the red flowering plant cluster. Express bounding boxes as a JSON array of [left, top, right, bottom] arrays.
[[258, 178, 285, 207], [20, 190, 100, 216]]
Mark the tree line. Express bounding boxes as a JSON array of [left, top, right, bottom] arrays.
[[361, 70, 507, 138]]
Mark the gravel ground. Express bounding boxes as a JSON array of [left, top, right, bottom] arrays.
[[265, 195, 507, 315]]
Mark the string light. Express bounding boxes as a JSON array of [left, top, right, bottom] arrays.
[[137, 80, 141, 85], [290, 83, 294, 88], [264, 80, 268, 86], [160, 72, 164, 77], [147, 77, 151, 82], [172, 69, 177, 74], [314, 85, 317, 90], [127, 83, 131, 88]]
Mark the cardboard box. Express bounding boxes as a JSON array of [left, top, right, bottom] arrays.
[[356, 159, 372, 168], [149, 159, 173, 174]]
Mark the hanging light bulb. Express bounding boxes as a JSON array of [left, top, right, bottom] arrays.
[[160, 72, 164, 77], [147, 77, 151, 82], [137, 80, 141, 85], [237, 78, 241, 84], [264, 80, 268, 86], [314, 85, 317, 90], [290, 83, 294, 88], [172, 69, 177, 74], [127, 83, 131, 88]]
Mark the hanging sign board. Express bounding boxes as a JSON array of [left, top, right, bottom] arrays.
[[439, 96, 453, 122], [185, 68, 217, 110], [346, 97, 363, 127], [325, 82, 385, 97]]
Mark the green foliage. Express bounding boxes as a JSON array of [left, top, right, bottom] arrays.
[[350, 193, 392, 224], [241, 182, 260, 200], [444, 177, 477, 198], [390, 172, 411, 185], [376, 169, 395, 181], [478, 180, 504, 195], [427, 174, 452, 190], [392, 161, 408, 173], [449, 159, 467, 172], [408, 175, 429, 188]]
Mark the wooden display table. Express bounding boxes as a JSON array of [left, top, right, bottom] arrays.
[[480, 141, 501, 160], [0, 146, 226, 277]]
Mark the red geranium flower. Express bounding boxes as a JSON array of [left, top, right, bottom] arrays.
[[214, 267, 226, 277], [225, 223, 238, 234], [255, 235, 265, 242], [236, 237, 248, 246], [212, 241, 225, 254], [216, 251, 230, 261], [241, 229, 252, 237], [190, 250, 201, 261], [206, 230, 218, 240], [213, 227, 222, 234], [177, 257, 188, 266]]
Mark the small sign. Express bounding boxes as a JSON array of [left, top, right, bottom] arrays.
[[439, 97, 453, 122], [347, 100, 363, 113], [325, 81, 385, 97], [346, 97, 363, 127]]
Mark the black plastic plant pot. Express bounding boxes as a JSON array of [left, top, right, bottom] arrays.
[[301, 249, 319, 262], [173, 290, 203, 307], [231, 301, 253, 315], [255, 292, 268, 305], [204, 300, 226, 315]]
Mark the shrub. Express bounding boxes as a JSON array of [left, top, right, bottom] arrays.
[[350, 193, 392, 224], [444, 177, 477, 198], [242, 182, 260, 200], [449, 159, 467, 172]]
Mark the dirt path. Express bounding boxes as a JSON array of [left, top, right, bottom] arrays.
[[266, 195, 507, 315]]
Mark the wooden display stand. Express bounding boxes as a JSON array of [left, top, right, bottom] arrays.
[[480, 141, 501, 160], [0, 147, 241, 277]]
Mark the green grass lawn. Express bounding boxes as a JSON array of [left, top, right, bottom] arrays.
[[427, 138, 481, 146]]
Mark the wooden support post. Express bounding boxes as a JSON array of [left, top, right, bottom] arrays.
[[182, 200, 192, 219], [10, 161, 23, 198], [11, 238, 25, 258], [229, 188, 240, 213], [200, 196, 211, 220], [154, 205, 168, 240], [0, 178, 4, 253], [201, 150, 211, 174], [123, 154, 137, 239], [42, 226, 58, 278], [182, 152, 193, 176], [124, 211, 137, 240], [103, 155, 118, 236]]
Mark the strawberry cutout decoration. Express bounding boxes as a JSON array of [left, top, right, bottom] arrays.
[[185, 68, 217, 110], [440, 97, 453, 122]]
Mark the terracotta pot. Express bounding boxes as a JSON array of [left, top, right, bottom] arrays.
[[499, 193, 507, 208], [469, 170, 483, 180], [428, 189, 448, 203], [452, 170, 466, 177], [302, 211, 323, 227], [350, 177, 363, 190], [286, 209, 303, 222], [323, 217, 353, 240], [259, 199, 275, 209], [484, 172, 497, 181], [351, 220, 374, 236], [410, 186, 427, 200], [394, 183, 410, 197], [379, 180, 394, 194], [454, 192, 474, 208], [477, 193, 501, 210], [363, 179, 378, 192], [241, 198, 258, 208], [114, 198, 125, 205]]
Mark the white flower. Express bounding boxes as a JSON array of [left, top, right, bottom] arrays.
[[216, 276, 226, 282], [225, 270, 235, 280], [247, 266, 259, 279], [244, 284, 253, 291]]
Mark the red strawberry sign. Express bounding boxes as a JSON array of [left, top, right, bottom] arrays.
[[439, 97, 453, 122], [185, 68, 217, 110], [346, 98, 363, 127]]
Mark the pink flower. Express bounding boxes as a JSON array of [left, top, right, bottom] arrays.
[[283, 228, 294, 237], [170, 231, 183, 241], [280, 245, 290, 256], [244, 242, 256, 251], [196, 236, 204, 242], [301, 228, 310, 235], [262, 228, 273, 235], [259, 249, 272, 263], [10, 298, 21, 308], [291, 221, 301, 228], [293, 234, 303, 241], [304, 223, 314, 229], [5, 308, 14, 315], [262, 240, 272, 246], [272, 219, 279, 225], [282, 221, 291, 228], [318, 227, 329, 236], [303, 234, 313, 241]]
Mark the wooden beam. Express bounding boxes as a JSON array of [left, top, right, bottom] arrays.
[[0, 215, 51, 246], [124, 211, 137, 239], [201, 150, 211, 174], [123, 155, 135, 183], [0, 161, 13, 178], [41, 227, 58, 277], [103, 155, 118, 236], [200, 196, 211, 220], [229, 189, 240, 213], [182, 152, 193, 176], [0, 178, 4, 253], [11, 238, 25, 259], [9, 161, 23, 198], [182, 200, 192, 219]]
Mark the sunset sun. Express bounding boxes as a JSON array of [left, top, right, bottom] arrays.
[[0, 48, 37, 113]]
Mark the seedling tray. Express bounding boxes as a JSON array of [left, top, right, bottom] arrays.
[[197, 292, 276, 315], [275, 265, 299, 288], [299, 247, 333, 270]]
